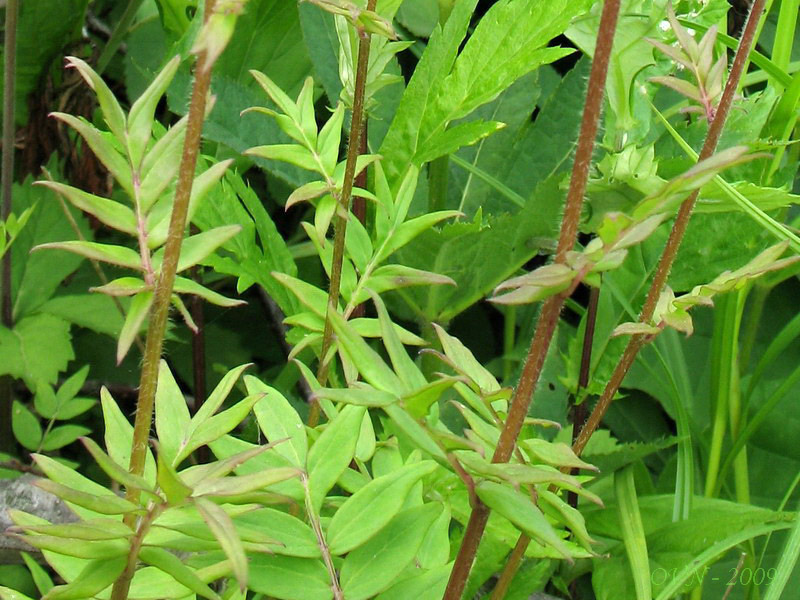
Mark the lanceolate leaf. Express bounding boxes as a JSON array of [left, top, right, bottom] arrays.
[[476, 480, 572, 560], [306, 405, 366, 512], [340, 503, 441, 600], [195, 497, 248, 591], [64, 56, 126, 142], [139, 546, 222, 600], [327, 460, 437, 555], [33, 241, 142, 271], [41, 556, 126, 600], [35, 181, 137, 235]]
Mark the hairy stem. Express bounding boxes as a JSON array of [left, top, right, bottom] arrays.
[[490, 285, 600, 600], [112, 1, 219, 597], [0, 0, 19, 454], [310, 0, 376, 426], [573, 0, 767, 458], [442, 2, 622, 597]]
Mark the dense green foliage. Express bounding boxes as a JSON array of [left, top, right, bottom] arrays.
[[0, 0, 799, 599]]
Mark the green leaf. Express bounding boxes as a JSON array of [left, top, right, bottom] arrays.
[[312, 384, 398, 407], [234, 507, 320, 557], [55, 365, 89, 407], [49, 113, 132, 195], [33, 240, 142, 270], [417, 504, 452, 568], [379, 0, 587, 187], [21, 552, 54, 596], [244, 144, 320, 172], [190, 363, 252, 429], [520, 438, 598, 471], [80, 437, 156, 497], [155, 360, 192, 466], [11, 401, 42, 451], [40, 425, 92, 451], [35, 181, 137, 235], [0, 314, 74, 388], [127, 56, 181, 168], [40, 556, 125, 600], [327, 460, 437, 555], [194, 497, 248, 591], [156, 446, 193, 505], [100, 387, 157, 487], [358, 264, 455, 301], [476, 480, 572, 560], [382, 404, 448, 461], [117, 291, 153, 364], [138, 116, 187, 212], [306, 405, 366, 512], [248, 555, 333, 600], [340, 503, 441, 600], [149, 225, 241, 273], [177, 393, 265, 464], [247, 376, 307, 468], [416, 120, 505, 165], [328, 309, 402, 393], [375, 211, 461, 264], [374, 563, 451, 600], [12, 517, 132, 541], [172, 275, 245, 307], [64, 56, 126, 141], [193, 466, 300, 497], [434, 323, 500, 393], [0, 588, 35, 600], [139, 546, 222, 600], [34, 479, 141, 516], [614, 465, 651, 600], [15, 534, 129, 559]]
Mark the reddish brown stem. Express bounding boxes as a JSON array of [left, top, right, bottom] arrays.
[[573, 0, 766, 458], [442, 2, 622, 598], [310, 0, 377, 426]]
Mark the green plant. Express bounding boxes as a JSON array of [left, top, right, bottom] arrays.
[[2, 0, 800, 599]]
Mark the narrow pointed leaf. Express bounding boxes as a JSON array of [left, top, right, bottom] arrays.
[[139, 546, 222, 600], [33, 241, 142, 270], [327, 460, 437, 555], [36, 181, 137, 234], [117, 291, 153, 364], [307, 405, 366, 512], [247, 376, 307, 468], [195, 497, 248, 591], [65, 56, 126, 141], [127, 56, 181, 167]]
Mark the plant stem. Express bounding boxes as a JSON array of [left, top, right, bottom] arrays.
[[310, 0, 376, 426], [442, 2, 621, 597], [572, 0, 767, 459], [302, 474, 343, 600], [112, 2, 218, 597], [490, 286, 600, 600], [351, 121, 368, 319], [1, 0, 19, 454], [96, 0, 146, 75]]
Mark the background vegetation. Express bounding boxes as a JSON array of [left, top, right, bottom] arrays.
[[0, 0, 799, 599]]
